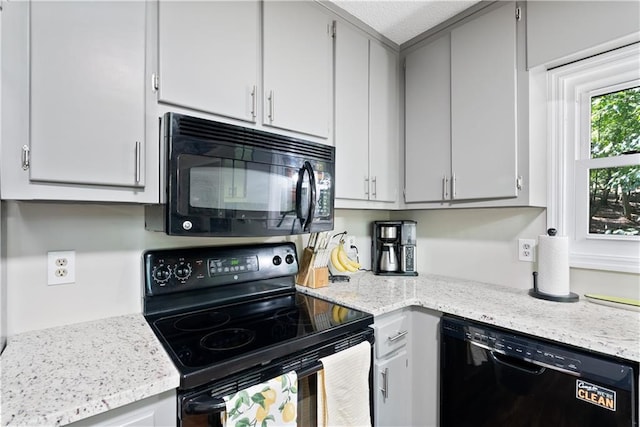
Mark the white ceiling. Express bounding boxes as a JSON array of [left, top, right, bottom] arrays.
[[329, 0, 481, 45]]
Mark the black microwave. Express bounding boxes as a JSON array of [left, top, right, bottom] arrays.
[[145, 113, 335, 237]]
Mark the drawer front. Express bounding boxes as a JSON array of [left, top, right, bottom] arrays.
[[374, 313, 410, 358]]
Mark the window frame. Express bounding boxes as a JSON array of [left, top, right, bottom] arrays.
[[547, 43, 640, 273]]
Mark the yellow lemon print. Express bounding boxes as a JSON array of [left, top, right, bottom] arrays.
[[256, 403, 270, 423], [282, 402, 296, 423], [262, 388, 277, 406]]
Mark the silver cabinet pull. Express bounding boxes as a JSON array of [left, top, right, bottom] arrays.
[[387, 330, 408, 342], [135, 141, 142, 184], [452, 173, 456, 199], [364, 176, 369, 197], [442, 175, 447, 200], [267, 90, 274, 122], [372, 176, 377, 199], [21, 145, 30, 170], [250, 85, 257, 121], [380, 367, 389, 399]]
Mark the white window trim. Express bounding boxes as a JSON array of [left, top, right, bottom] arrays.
[[547, 43, 640, 274]]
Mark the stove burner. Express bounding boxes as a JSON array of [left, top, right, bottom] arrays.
[[200, 328, 256, 351], [274, 308, 312, 326], [174, 311, 231, 332]]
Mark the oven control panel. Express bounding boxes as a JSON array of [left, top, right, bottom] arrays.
[[143, 243, 298, 295]]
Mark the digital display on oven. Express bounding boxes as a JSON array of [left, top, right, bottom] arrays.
[[208, 256, 258, 276]]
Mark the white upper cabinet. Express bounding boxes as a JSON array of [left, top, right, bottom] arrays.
[[369, 41, 399, 203], [157, 1, 259, 123], [263, 1, 332, 138], [334, 22, 369, 201], [450, 2, 517, 201], [334, 20, 399, 205], [404, 1, 519, 205], [1, 0, 158, 202], [404, 34, 451, 203]]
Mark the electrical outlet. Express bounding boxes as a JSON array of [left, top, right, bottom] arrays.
[[48, 251, 76, 285], [518, 239, 536, 262]]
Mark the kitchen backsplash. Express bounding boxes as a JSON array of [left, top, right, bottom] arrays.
[[2, 201, 637, 336]]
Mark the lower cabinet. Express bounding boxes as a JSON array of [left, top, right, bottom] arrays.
[[67, 390, 176, 427], [372, 308, 440, 427]]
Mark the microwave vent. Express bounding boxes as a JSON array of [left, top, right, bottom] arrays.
[[175, 115, 334, 162]]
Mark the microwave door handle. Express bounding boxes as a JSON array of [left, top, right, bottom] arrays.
[[295, 165, 306, 229], [303, 161, 317, 232]]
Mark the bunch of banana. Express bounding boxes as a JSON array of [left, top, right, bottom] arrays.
[[330, 240, 361, 273]]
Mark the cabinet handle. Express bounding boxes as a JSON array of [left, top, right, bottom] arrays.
[[372, 176, 377, 199], [380, 367, 389, 399], [21, 145, 30, 170], [250, 85, 257, 121], [364, 176, 369, 197], [442, 175, 448, 200], [267, 90, 274, 122], [387, 330, 408, 342], [135, 141, 142, 184], [452, 173, 456, 199]]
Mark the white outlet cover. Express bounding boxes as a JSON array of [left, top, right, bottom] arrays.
[[47, 250, 76, 285]]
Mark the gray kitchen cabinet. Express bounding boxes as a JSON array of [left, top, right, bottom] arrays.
[[157, 1, 259, 123], [263, 1, 332, 139], [67, 390, 176, 427], [335, 20, 399, 204], [372, 310, 412, 426], [404, 33, 451, 203], [404, 2, 518, 204], [527, 1, 640, 69], [1, 0, 158, 202]]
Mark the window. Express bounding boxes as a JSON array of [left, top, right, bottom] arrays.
[[548, 44, 640, 273]]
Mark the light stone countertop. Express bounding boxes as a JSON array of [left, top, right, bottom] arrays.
[[296, 272, 640, 362], [0, 313, 180, 426]]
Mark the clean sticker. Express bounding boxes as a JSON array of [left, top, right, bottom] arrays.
[[576, 380, 616, 411]]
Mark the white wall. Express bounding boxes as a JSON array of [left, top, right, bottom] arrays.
[[3, 202, 389, 335], [4, 202, 637, 336], [393, 208, 640, 298]]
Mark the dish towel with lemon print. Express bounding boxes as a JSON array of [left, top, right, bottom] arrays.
[[223, 371, 297, 427]]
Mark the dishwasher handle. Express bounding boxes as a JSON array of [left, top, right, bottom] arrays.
[[489, 351, 545, 375]]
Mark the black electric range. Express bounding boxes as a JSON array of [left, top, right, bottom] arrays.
[[142, 242, 374, 391]]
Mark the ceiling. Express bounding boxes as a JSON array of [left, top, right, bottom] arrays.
[[329, 0, 481, 45]]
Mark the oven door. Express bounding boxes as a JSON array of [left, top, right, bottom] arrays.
[[165, 113, 334, 237], [178, 330, 374, 427], [180, 365, 320, 427]]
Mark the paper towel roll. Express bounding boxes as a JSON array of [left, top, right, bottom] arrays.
[[537, 233, 570, 296]]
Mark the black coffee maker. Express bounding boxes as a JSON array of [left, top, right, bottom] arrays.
[[372, 220, 418, 276]]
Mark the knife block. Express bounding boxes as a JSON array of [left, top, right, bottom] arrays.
[[295, 247, 328, 288]]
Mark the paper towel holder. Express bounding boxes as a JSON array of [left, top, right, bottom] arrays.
[[529, 271, 579, 302]]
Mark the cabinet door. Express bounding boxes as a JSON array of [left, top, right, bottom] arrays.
[[369, 41, 399, 203], [404, 34, 451, 203], [450, 2, 518, 200], [158, 1, 259, 123], [29, 1, 146, 188], [334, 22, 369, 201], [263, 1, 332, 138], [374, 350, 411, 427]]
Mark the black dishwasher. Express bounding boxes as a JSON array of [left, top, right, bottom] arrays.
[[441, 315, 638, 427]]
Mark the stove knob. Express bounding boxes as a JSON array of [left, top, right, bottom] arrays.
[[152, 265, 171, 285], [174, 262, 192, 281], [272, 255, 282, 266], [285, 254, 295, 264]]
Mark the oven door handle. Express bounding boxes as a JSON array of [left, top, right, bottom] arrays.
[[183, 394, 227, 415], [183, 363, 326, 416]]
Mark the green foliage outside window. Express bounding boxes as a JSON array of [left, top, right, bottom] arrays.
[[589, 87, 640, 235]]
